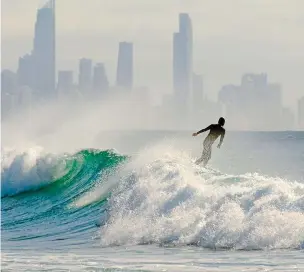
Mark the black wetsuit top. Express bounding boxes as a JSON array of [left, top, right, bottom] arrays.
[[197, 124, 225, 146]]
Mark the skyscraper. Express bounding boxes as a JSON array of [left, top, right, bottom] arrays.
[[298, 96, 304, 129], [57, 71, 74, 93], [218, 74, 284, 130], [1, 70, 17, 95], [173, 13, 193, 106], [78, 58, 93, 93], [33, 0, 56, 97], [93, 63, 109, 93], [18, 54, 35, 89], [1, 70, 18, 119], [116, 42, 133, 90], [192, 73, 203, 112]]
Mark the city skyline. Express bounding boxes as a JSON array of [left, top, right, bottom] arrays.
[[2, 0, 304, 108], [1, 1, 304, 130]]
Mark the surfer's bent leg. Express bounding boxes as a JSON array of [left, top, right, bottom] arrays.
[[196, 143, 212, 166], [202, 145, 212, 166]]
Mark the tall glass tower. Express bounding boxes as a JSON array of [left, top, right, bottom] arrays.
[[173, 13, 193, 106], [116, 42, 133, 90], [78, 58, 93, 93], [33, 0, 56, 97]]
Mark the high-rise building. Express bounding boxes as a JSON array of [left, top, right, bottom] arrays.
[[18, 86, 33, 111], [93, 63, 109, 93], [116, 42, 133, 89], [33, 0, 56, 97], [18, 54, 35, 89], [192, 73, 203, 112], [282, 107, 295, 130], [173, 32, 182, 93], [173, 13, 193, 106], [1, 70, 18, 94], [57, 71, 74, 92], [78, 58, 93, 93], [241, 73, 267, 89], [298, 96, 304, 129], [1, 70, 18, 119], [218, 74, 285, 130], [1, 93, 18, 120]]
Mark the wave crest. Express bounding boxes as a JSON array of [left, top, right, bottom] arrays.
[[1, 147, 124, 198], [99, 145, 304, 250], [1, 147, 69, 197]]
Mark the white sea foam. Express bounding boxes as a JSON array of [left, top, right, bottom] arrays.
[[99, 144, 304, 250], [1, 146, 69, 197]]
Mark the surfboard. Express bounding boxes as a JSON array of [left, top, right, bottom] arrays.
[[192, 158, 221, 175]]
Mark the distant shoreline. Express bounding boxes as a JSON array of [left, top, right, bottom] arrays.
[[96, 129, 304, 133]]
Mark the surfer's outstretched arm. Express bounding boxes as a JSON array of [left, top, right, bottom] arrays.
[[192, 125, 212, 136], [217, 130, 225, 148]]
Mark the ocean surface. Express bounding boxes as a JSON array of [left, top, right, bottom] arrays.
[[1, 131, 304, 272]]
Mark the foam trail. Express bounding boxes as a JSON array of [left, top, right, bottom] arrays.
[[99, 145, 304, 250]]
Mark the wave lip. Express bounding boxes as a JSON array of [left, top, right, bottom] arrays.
[[1, 147, 66, 197], [99, 146, 304, 250], [1, 147, 125, 198]]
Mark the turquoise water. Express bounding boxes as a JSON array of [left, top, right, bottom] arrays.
[[1, 131, 304, 271]]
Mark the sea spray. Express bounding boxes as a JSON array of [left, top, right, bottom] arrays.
[[99, 145, 304, 250]]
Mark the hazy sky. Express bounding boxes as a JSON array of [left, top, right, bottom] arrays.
[[2, 0, 304, 107]]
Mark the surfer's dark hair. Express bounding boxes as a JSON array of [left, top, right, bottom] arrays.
[[218, 117, 225, 126]]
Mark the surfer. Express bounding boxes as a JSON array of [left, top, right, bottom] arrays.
[[192, 117, 226, 166]]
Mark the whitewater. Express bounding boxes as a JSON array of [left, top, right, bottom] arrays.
[[2, 129, 304, 271]]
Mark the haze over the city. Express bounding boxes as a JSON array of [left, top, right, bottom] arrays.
[[1, 0, 304, 131], [3, 0, 304, 105]]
